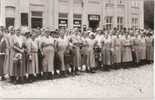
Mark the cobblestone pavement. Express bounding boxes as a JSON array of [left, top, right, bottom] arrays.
[[0, 65, 153, 99]]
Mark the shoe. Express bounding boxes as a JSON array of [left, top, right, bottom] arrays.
[[1, 76, 6, 81], [90, 69, 96, 73], [75, 71, 80, 75]]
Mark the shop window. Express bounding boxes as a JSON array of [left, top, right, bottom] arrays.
[[59, 13, 68, 29], [73, 14, 82, 29], [31, 11, 43, 28]]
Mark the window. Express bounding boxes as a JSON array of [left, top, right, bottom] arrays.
[[73, 14, 82, 29], [32, 11, 43, 18], [132, 18, 138, 29], [105, 0, 114, 7], [105, 16, 113, 30], [59, 13, 68, 19], [117, 17, 123, 30], [131, 1, 139, 9], [6, 18, 15, 28], [21, 13, 28, 26], [5, 6, 15, 28], [59, 13, 68, 29], [31, 11, 43, 28]]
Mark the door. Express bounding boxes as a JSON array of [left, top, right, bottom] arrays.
[[89, 20, 99, 32]]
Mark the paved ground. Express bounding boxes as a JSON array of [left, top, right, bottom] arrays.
[[0, 64, 153, 99]]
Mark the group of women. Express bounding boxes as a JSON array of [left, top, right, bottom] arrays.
[[0, 26, 154, 84]]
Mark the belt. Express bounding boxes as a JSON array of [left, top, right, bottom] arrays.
[[31, 51, 38, 53], [43, 45, 53, 48]]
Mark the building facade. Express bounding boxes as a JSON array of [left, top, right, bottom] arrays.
[[0, 0, 144, 30]]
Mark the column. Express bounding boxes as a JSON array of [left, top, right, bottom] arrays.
[[47, 0, 54, 29], [127, 0, 132, 28], [102, 0, 106, 29], [139, 0, 144, 29], [15, 0, 21, 28], [124, 0, 128, 28], [54, 0, 59, 29], [82, 0, 88, 30], [68, 0, 73, 29], [113, 0, 117, 28], [0, 0, 5, 26], [100, 0, 104, 28], [28, 0, 32, 28]]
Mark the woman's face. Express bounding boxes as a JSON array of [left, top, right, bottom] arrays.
[[90, 35, 94, 39], [31, 34, 36, 40], [10, 30, 15, 35], [97, 30, 102, 35], [16, 30, 20, 36], [105, 34, 108, 39]]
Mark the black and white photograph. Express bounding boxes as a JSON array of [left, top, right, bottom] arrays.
[[0, 0, 154, 99]]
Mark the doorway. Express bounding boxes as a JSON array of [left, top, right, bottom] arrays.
[[89, 20, 99, 32]]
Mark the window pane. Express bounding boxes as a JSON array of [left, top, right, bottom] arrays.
[[31, 18, 43, 28], [5, 6, 15, 17], [6, 17, 15, 28], [32, 11, 42, 17], [59, 13, 68, 18], [73, 14, 82, 20], [21, 13, 28, 26]]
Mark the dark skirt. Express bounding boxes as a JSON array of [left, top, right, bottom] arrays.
[[13, 53, 26, 77], [54, 52, 61, 70], [64, 49, 74, 66], [38, 49, 43, 73]]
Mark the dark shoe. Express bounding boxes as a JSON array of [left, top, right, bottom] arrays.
[[49, 75, 54, 80], [90, 69, 96, 73], [9, 76, 15, 82], [60, 71, 67, 78], [13, 80, 18, 85], [28, 75, 33, 83], [75, 71, 80, 75], [1, 76, 6, 81]]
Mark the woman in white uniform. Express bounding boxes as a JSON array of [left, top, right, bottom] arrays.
[[86, 32, 97, 73], [139, 34, 146, 65], [26, 33, 39, 82], [102, 34, 113, 70], [146, 33, 154, 63], [41, 30, 55, 79], [57, 32, 69, 77], [113, 33, 122, 69], [122, 34, 133, 68], [70, 31, 81, 75]]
